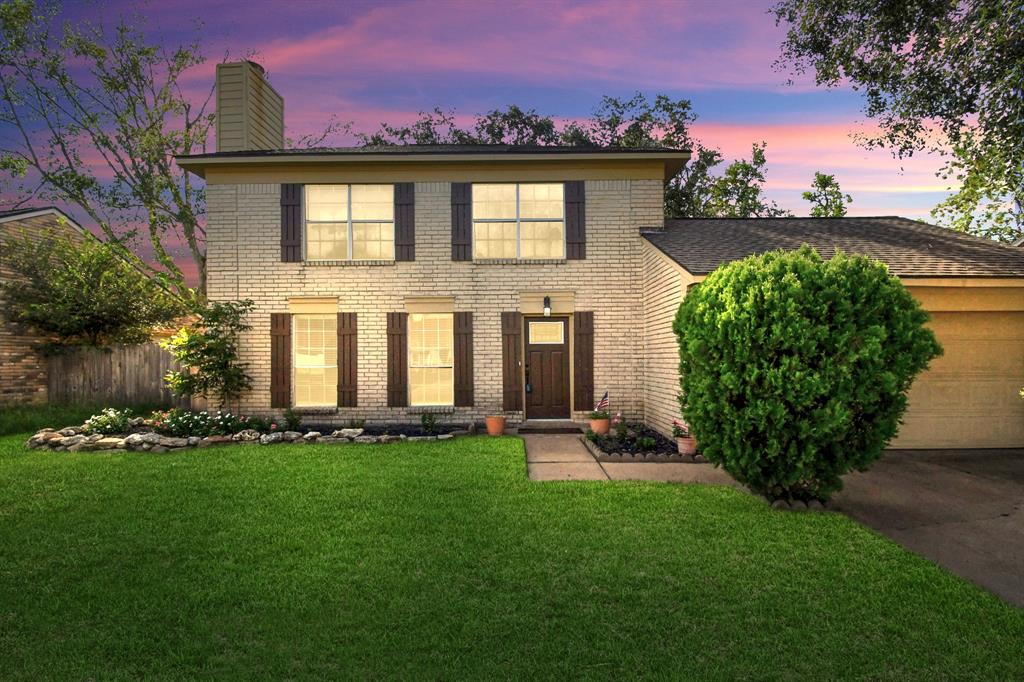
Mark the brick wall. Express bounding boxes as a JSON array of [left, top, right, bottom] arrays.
[[206, 177, 664, 425], [0, 213, 83, 404], [641, 241, 687, 437]]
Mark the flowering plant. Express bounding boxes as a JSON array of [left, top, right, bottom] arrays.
[[672, 418, 691, 438], [83, 408, 134, 435]]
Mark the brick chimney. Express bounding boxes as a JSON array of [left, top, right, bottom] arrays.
[[215, 61, 284, 152]]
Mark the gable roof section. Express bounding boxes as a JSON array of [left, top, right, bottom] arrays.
[[642, 217, 1024, 278], [175, 143, 691, 180], [0, 206, 85, 234]]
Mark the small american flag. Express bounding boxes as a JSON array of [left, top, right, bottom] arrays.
[[594, 391, 609, 411]]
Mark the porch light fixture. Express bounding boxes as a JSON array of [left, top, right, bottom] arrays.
[[543, 296, 551, 317]]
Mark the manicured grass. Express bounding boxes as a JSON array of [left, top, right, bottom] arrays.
[[1, 434, 1021, 679], [0, 403, 164, 437]]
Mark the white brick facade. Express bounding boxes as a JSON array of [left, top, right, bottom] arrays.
[[206, 176, 665, 427]]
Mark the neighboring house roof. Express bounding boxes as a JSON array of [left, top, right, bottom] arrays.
[[175, 143, 691, 180], [642, 216, 1024, 278], [0, 206, 85, 234]]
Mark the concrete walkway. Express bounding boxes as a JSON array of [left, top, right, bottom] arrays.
[[835, 449, 1024, 608], [523, 434, 740, 487]]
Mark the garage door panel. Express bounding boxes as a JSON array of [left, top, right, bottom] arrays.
[[905, 378, 1022, 414], [893, 309, 1024, 449], [926, 339, 1024, 375]]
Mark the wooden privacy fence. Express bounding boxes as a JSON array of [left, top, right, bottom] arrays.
[[47, 342, 189, 407]]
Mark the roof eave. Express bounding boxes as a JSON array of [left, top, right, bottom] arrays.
[[174, 150, 692, 180]]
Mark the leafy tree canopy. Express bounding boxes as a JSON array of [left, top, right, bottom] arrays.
[[0, 227, 186, 351], [803, 172, 852, 217], [355, 94, 795, 220], [0, 0, 213, 299], [773, 0, 1023, 241]]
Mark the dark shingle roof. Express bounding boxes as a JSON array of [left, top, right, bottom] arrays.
[[643, 217, 1024, 278], [0, 206, 60, 220], [177, 143, 690, 160]]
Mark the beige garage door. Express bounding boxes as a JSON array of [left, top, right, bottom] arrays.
[[894, 311, 1024, 449]]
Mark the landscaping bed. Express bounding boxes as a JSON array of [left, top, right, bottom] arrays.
[[24, 407, 472, 454], [583, 420, 709, 463]]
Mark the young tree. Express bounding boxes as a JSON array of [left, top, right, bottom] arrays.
[[0, 0, 214, 298], [0, 228, 185, 350], [803, 172, 852, 217], [773, 0, 1023, 240], [161, 300, 254, 407]]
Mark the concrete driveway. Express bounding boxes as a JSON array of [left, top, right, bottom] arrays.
[[836, 449, 1024, 607]]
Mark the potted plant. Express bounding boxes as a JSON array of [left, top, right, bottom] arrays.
[[673, 418, 697, 455], [589, 410, 611, 435], [485, 414, 506, 436]]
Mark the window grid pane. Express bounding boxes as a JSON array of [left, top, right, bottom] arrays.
[[305, 185, 395, 261], [529, 321, 564, 344], [408, 313, 454, 406], [294, 314, 338, 407], [472, 183, 564, 260]]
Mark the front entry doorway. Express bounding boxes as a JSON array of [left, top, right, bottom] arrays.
[[525, 317, 570, 419]]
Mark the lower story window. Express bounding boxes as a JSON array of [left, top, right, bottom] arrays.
[[293, 314, 337, 407], [408, 313, 453, 406]]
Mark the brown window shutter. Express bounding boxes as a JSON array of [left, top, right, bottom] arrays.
[[501, 312, 523, 411], [453, 312, 474, 406], [270, 313, 292, 408], [394, 182, 415, 261], [451, 182, 472, 261], [573, 311, 594, 411], [281, 184, 302, 262], [337, 313, 358, 407], [565, 181, 586, 260], [387, 312, 408, 407]]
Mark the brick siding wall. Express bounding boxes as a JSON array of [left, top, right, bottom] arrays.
[[206, 177, 664, 426], [641, 242, 687, 437], [0, 214, 83, 404]]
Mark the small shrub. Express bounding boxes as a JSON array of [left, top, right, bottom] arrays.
[[674, 246, 942, 500], [348, 418, 366, 429], [150, 408, 212, 437], [82, 408, 135, 435], [282, 408, 302, 432], [243, 415, 271, 433], [637, 436, 657, 451], [420, 412, 438, 435]]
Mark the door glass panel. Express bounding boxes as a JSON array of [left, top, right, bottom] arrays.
[[529, 321, 564, 344]]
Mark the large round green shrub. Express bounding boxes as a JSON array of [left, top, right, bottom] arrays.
[[673, 246, 942, 501]]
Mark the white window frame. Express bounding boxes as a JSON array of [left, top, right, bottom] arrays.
[[303, 184, 395, 261], [407, 312, 455, 407], [471, 183, 566, 260], [292, 313, 338, 408]]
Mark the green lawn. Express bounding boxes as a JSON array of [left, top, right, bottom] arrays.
[[1, 434, 1021, 680]]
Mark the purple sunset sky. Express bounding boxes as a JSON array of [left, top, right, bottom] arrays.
[[9, 0, 954, 284]]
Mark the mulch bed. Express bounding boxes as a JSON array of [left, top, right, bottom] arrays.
[[581, 425, 709, 464]]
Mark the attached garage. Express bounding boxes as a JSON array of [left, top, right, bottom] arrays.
[[642, 217, 1024, 449]]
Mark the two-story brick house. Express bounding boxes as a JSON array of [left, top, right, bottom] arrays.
[[177, 61, 1024, 448]]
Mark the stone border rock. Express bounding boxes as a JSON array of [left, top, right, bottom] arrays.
[[769, 498, 833, 512], [26, 426, 465, 453], [579, 435, 710, 464]]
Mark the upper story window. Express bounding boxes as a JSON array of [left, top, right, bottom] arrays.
[[305, 185, 394, 260], [472, 183, 564, 259]]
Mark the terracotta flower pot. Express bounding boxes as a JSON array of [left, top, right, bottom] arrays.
[[485, 415, 506, 436], [676, 436, 697, 455], [590, 418, 610, 435]]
